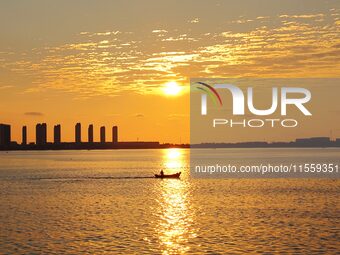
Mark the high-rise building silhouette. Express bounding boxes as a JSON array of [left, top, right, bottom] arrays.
[[112, 126, 118, 144], [75, 123, 81, 143], [100, 126, 105, 143], [54, 124, 61, 144], [35, 124, 40, 145], [36, 123, 47, 145], [22, 126, 27, 145], [0, 124, 11, 147], [88, 124, 93, 143]]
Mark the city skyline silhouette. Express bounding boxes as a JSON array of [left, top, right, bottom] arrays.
[[1, 122, 339, 150]]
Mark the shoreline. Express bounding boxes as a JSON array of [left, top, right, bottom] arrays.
[[1, 144, 340, 151]]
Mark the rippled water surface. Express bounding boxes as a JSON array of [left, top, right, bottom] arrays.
[[0, 149, 339, 254]]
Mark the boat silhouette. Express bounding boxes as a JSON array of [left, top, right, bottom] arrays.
[[154, 172, 181, 179]]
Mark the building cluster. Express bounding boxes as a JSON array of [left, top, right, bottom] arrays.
[[0, 123, 118, 147], [295, 137, 332, 145], [0, 124, 11, 147]]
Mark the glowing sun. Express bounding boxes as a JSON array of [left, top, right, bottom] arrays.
[[163, 81, 182, 96]]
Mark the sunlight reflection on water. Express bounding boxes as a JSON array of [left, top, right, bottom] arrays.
[[156, 148, 196, 254], [162, 148, 185, 173], [156, 180, 194, 254]]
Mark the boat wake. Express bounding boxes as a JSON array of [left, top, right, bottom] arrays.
[[25, 176, 156, 181]]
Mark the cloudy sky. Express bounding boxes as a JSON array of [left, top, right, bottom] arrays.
[[0, 0, 339, 143]]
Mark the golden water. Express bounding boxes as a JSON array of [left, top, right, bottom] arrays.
[[0, 149, 339, 254]]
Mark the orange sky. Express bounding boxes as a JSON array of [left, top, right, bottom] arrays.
[[0, 0, 339, 143]]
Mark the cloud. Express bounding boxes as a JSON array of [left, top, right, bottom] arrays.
[[2, 9, 339, 97], [24, 112, 44, 116], [231, 19, 253, 24], [135, 114, 144, 118], [80, 31, 121, 36], [279, 14, 324, 19], [0, 85, 13, 90], [256, 16, 269, 20], [152, 29, 168, 33], [189, 18, 199, 23]]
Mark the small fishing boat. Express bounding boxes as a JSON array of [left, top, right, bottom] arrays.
[[154, 172, 181, 179]]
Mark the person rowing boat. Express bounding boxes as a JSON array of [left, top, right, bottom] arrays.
[[154, 170, 181, 179]]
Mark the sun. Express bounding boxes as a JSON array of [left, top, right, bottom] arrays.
[[163, 81, 182, 96]]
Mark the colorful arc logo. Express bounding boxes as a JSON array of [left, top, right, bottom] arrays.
[[193, 82, 223, 106]]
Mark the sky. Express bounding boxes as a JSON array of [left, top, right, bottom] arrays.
[[0, 0, 339, 143]]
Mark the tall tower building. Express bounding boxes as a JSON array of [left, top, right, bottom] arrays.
[[54, 124, 61, 144], [75, 123, 81, 143], [100, 126, 105, 143], [22, 126, 27, 145], [35, 124, 41, 145], [36, 123, 47, 145], [0, 124, 11, 147], [112, 126, 118, 144], [41, 123, 47, 144], [88, 124, 93, 143]]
